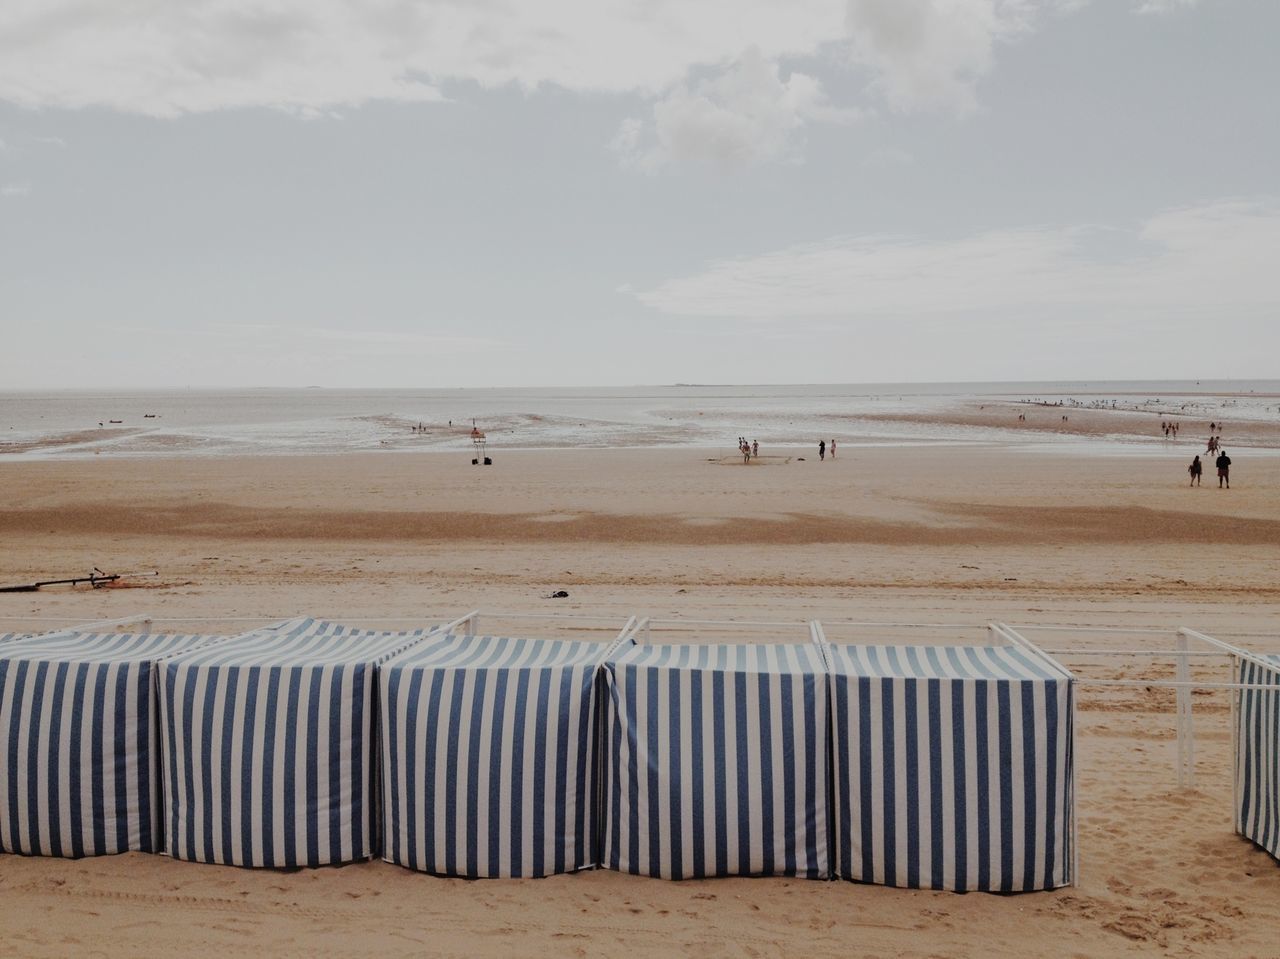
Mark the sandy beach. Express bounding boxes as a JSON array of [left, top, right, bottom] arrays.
[[2, 445, 1279, 957]]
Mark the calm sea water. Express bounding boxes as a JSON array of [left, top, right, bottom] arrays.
[[2, 381, 1278, 459]]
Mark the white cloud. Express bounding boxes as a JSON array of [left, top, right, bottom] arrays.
[[0, 1, 849, 117], [1, 182, 31, 196], [1135, 0, 1199, 13], [613, 48, 858, 173], [630, 198, 1280, 322], [844, 0, 1048, 113]]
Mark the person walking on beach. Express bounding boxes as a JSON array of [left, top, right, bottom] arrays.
[[1216, 450, 1231, 488], [830, 438, 836, 459], [752, 439, 758, 458], [818, 439, 826, 461], [1188, 455, 1202, 487]]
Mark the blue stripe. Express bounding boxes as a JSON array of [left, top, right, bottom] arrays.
[[238, 668, 260, 865], [198, 665, 220, 862], [90, 663, 109, 856], [880, 678, 896, 886], [443, 670, 465, 876], [997, 681, 1014, 891], [509, 668, 529, 876], [280, 666, 302, 865], [926, 678, 944, 890], [904, 679, 920, 888], [857, 675, 874, 882], [780, 672, 798, 876], [951, 678, 967, 889], [218, 667, 240, 865], [111, 666, 130, 853], [974, 680, 990, 891], [23, 661, 47, 852], [1020, 682, 1037, 891], [531, 668, 550, 878], [689, 667, 706, 878], [711, 670, 728, 876], [304, 667, 323, 865], [259, 667, 282, 867], [1043, 680, 1060, 888], [68, 662, 89, 858], [486, 668, 509, 877], [421, 668, 446, 872], [757, 671, 774, 875], [45, 663, 69, 857], [646, 664, 661, 876], [668, 665, 683, 880]]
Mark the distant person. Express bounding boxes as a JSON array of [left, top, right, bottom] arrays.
[[1216, 450, 1231, 488], [1210, 421, 1216, 433], [752, 439, 758, 458], [819, 439, 826, 461], [1188, 455, 1202, 487], [830, 438, 836, 459]]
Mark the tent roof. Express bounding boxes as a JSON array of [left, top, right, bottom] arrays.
[[386, 633, 610, 670], [608, 642, 826, 676], [162, 617, 435, 668], [0, 631, 223, 665], [827, 643, 1062, 681], [0, 633, 30, 644]]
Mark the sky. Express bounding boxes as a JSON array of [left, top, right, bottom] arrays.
[[0, 0, 1277, 389]]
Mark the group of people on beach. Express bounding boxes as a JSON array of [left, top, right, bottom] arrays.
[[819, 439, 835, 461], [738, 437, 758, 463], [1161, 420, 1180, 438], [1185, 420, 1232, 488], [1188, 450, 1231, 488]]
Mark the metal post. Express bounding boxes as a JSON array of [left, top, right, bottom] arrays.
[[1230, 653, 1241, 833], [1175, 629, 1189, 788]]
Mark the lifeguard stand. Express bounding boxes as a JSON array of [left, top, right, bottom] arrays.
[[470, 421, 491, 465]]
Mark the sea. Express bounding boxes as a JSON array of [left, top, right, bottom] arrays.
[[2, 381, 1278, 460]]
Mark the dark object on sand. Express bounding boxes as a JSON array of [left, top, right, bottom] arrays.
[[0, 568, 156, 593], [547, 590, 570, 599]]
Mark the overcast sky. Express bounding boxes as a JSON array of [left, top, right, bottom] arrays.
[[1, 0, 1276, 389]]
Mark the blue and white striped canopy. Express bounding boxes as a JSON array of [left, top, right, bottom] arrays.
[[1236, 654, 1280, 863], [0, 631, 226, 857], [157, 617, 440, 868], [0, 633, 31, 643], [828, 643, 1074, 892], [601, 642, 830, 880], [381, 633, 610, 877]]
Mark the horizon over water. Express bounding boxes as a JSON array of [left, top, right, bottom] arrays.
[[3, 380, 1279, 460]]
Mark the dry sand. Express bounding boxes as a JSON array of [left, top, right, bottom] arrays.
[[1, 445, 1278, 958]]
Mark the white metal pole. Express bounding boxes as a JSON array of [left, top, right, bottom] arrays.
[[1175, 629, 1188, 788]]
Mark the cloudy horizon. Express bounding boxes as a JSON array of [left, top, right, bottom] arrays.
[[2, 0, 1276, 389]]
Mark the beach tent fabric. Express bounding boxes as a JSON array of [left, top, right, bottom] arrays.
[[827, 644, 1074, 892], [157, 618, 437, 868], [1236, 655, 1280, 863], [380, 633, 607, 877], [0, 631, 224, 857], [601, 642, 829, 880]]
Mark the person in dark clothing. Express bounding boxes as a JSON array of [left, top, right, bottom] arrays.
[[818, 439, 826, 461], [1216, 450, 1231, 488], [1188, 455, 1202, 486]]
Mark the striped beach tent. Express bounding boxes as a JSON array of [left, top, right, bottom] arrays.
[[601, 642, 829, 880], [157, 617, 439, 868], [0, 630, 225, 857], [0, 634, 31, 643], [380, 632, 614, 877], [826, 643, 1074, 892], [1236, 654, 1280, 863]]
